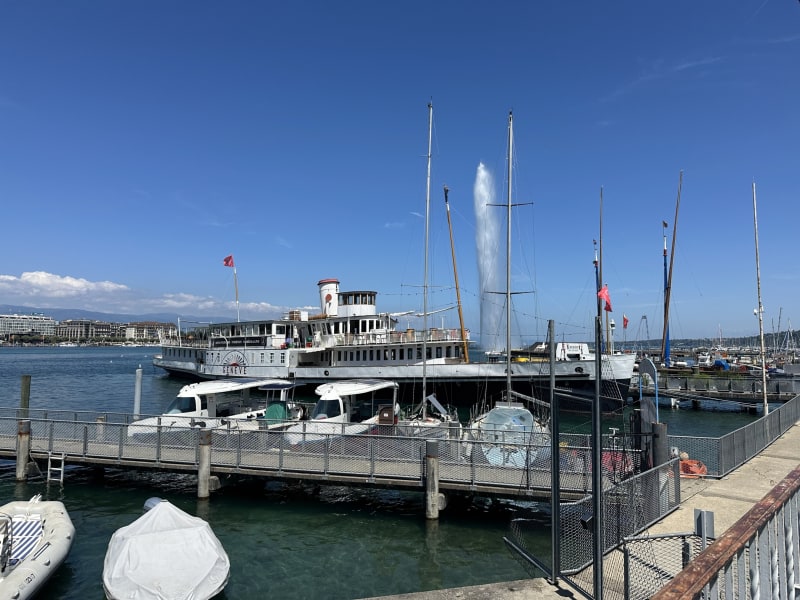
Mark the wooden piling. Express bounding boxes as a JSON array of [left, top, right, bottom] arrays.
[[16, 420, 31, 481], [425, 440, 440, 519], [16, 375, 32, 481], [20, 374, 30, 419], [198, 429, 212, 499]]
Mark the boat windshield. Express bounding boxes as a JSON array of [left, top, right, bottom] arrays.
[[311, 399, 342, 420], [165, 396, 197, 414]]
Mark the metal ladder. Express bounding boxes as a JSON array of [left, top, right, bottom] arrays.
[[47, 452, 65, 484]]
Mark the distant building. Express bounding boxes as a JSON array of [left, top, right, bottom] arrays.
[[0, 313, 56, 337], [0, 312, 180, 343], [55, 319, 119, 339], [125, 321, 176, 341]]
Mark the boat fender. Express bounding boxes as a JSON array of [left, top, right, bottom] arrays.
[[679, 459, 707, 478]]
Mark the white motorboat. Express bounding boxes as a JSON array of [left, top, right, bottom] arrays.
[[283, 378, 399, 445], [128, 377, 304, 436], [103, 498, 230, 600], [0, 494, 75, 600]]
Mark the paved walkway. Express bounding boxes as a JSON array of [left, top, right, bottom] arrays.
[[366, 423, 800, 600]]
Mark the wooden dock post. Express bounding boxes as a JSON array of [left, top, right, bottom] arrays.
[[425, 440, 440, 519], [20, 374, 30, 419], [198, 429, 212, 499], [16, 420, 31, 481], [16, 375, 32, 481]]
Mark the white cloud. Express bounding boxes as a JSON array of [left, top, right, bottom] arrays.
[[0, 271, 128, 299], [0, 271, 300, 320]]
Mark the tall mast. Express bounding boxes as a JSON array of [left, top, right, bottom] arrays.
[[422, 102, 433, 417], [752, 181, 768, 415], [444, 185, 470, 363], [505, 111, 513, 396], [660, 171, 682, 366], [599, 186, 608, 353]]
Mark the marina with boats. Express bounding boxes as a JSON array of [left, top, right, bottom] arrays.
[[0, 342, 798, 599], [1, 108, 797, 600]]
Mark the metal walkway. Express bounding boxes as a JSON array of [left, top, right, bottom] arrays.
[[0, 417, 634, 502]]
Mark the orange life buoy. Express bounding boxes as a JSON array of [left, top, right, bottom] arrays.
[[679, 459, 708, 478]]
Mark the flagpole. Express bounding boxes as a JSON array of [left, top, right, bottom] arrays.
[[223, 255, 239, 322], [234, 265, 240, 323]]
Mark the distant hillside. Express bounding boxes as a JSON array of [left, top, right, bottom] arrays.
[[0, 305, 232, 325]]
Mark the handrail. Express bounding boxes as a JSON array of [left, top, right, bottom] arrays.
[[652, 463, 800, 599]]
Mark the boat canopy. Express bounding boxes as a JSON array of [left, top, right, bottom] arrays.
[[314, 378, 399, 397], [177, 378, 295, 398]]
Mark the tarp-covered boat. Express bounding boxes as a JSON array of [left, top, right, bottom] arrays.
[[103, 498, 230, 600]]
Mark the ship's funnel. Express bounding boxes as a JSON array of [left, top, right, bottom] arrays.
[[317, 278, 340, 317]]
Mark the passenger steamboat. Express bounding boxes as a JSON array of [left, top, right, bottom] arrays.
[[153, 278, 635, 412]]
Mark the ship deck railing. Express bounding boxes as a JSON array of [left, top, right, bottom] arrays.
[[159, 327, 470, 351]]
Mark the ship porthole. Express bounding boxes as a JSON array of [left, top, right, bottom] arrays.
[[324, 370, 329, 376], [575, 366, 584, 374]]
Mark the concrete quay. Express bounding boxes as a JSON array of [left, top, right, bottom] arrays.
[[366, 422, 800, 600]]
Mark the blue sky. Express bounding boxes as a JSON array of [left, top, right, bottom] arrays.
[[1, 1, 798, 349]]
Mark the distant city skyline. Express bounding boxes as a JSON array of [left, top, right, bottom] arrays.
[[2, 2, 798, 345]]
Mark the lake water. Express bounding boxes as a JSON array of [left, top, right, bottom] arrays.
[[0, 346, 759, 599]]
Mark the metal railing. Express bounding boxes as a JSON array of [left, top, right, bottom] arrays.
[[669, 393, 800, 478], [504, 395, 800, 599], [0, 410, 641, 501], [651, 463, 800, 599]]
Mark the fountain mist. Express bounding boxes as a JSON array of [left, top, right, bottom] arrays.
[[473, 163, 503, 351]]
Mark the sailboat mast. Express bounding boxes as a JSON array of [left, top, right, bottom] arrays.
[[505, 111, 513, 396], [660, 170, 682, 365], [752, 181, 768, 415], [422, 102, 433, 417], [599, 187, 609, 353], [444, 185, 470, 363]]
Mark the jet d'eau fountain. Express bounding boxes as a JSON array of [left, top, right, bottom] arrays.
[[473, 162, 504, 352]]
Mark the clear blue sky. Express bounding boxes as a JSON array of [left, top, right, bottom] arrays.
[[1, 2, 798, 349]]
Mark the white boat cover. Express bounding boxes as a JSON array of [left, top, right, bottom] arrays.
[[103, 500, 230, 600], [473, 405, 551, 467]]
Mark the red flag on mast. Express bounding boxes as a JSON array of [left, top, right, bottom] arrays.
[[623, 314, 629, 329], [223, 255, 235, 268], [597, 285, 612, 312]]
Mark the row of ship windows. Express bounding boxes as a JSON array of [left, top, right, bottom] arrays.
[[336, 345, 461, 362], [167, 345, 462, 365]]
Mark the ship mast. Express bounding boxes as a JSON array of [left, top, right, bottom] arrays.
[[660, 171, 682, 366], [444, 185, 470, 363], [505, 111, 513, 396], [422, 102, 433, 418], [752, 181, 768, 415]]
